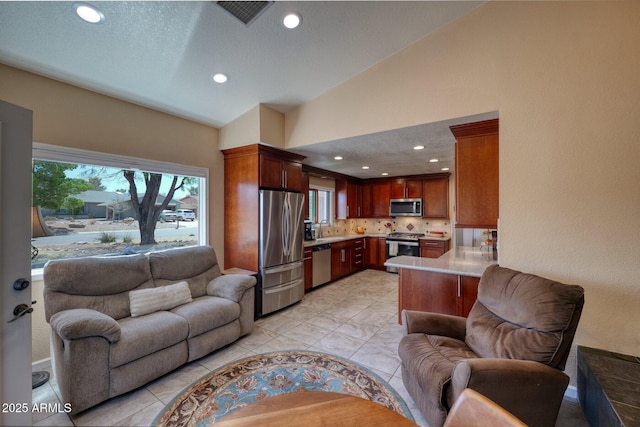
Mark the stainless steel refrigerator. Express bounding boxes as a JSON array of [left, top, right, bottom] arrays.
[[259, 189, 305, 316]]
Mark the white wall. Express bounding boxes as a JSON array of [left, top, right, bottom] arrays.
[[284, 1, 640, 382]]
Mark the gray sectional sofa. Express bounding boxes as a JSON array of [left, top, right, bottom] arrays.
[[43, 245, 256, 413]]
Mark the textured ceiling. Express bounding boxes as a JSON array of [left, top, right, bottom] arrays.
[[0, 1, 488, 179]]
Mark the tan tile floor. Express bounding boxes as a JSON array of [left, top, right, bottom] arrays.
[[33, 269, 588, 426]]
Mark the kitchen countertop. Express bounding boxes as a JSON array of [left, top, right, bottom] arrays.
[[304, 234, 450, 247], [384, 246, 497, 277]]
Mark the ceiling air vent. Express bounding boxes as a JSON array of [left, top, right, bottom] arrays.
[[217, 1, 274, 27]]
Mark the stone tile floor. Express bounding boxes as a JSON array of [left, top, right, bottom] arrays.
[[33, 269, 589, 426]]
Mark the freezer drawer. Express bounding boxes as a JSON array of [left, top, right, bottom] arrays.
[[261, 278, 304, 315], [261, 261, 304, 289]]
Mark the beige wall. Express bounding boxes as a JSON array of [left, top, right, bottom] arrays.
[[0, 64, 221, 362], [285, 1, 640, 382]]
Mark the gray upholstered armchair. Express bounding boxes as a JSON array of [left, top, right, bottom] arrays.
[[398, 264, 585, 427]]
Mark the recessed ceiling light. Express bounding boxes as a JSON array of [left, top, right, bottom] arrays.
[[441, 167, 450, 171], [413, 145, 424, 150], [429, 158, 439, 163], [212, 73, 228, 84], [381, 172, 389, 176], [362, 166, 370, 170], [283, 12, 302, 29], [334, 156, 343, 160], [73, 2, 104, 24]]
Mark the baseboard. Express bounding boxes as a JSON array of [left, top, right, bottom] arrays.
[[32, 357, 51, 372], [565, 385, 578, 401]]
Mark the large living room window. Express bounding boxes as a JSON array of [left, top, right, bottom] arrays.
[[31, 143, 208, 270]]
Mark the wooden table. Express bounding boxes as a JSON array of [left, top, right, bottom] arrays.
[[214, 391, 417, 426]]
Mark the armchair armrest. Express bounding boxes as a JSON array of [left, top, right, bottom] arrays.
[[451, 358, 569, 427], [50, 308, 121, 343], [402, 310, 466, 341], [207, 274, 256, 302]]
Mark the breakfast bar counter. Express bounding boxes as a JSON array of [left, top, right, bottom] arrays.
[[384, 246, 497, 277], [385, 247, 498, 322]]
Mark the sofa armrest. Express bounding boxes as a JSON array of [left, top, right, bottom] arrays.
[[207, 274, 256, 302], [402, 310, 466, 340], [451, 358, 569, 426], [50, 308, 121, 343]]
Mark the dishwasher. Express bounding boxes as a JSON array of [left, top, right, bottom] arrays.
[[312, 244, 332, 287]]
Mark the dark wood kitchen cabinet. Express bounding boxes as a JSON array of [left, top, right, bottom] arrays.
[[451, 119, 499, 229], [422, 175, 449, 218], [419, 238, 451, 259], [370, 181, 391, 217], [260, 152, 303, 192], [336, 180, 365, 219], [303, 247, 313, 292], [331, 238, 364, 280], [398, 269, 479, 322], [222, 144, 305, 271], [365, 236, 387, 270], [390, 178, 423, 199]]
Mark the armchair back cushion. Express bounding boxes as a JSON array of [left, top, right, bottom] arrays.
[[465, 265, 585, 370], [44, 253, 154, 321]]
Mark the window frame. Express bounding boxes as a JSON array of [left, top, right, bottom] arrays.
[[309, 183, 333, 225], [31, 142, 209, 279]]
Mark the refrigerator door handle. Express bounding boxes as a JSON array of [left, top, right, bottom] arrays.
[[282, 197, 289, 257], [263, 260, 304, 275]]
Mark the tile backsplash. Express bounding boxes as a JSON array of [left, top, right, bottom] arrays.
[[316, 217, 451, 237]]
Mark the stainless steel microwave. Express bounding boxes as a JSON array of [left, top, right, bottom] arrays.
[[389, 198, 423, 217]]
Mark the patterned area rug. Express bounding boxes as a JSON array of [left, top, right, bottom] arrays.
[[153, 350, 414, 426]]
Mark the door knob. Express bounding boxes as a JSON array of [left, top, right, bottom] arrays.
[[13, 278, 30, 291], [7, 301, 35, 323]]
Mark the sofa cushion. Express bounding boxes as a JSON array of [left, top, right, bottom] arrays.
[[148, 246, 221, 298], [170, 295, 240, 338], [399, 334, 478, 411], [111, 311, 189, 368], [43, 253, 154, 321], [465, 265, 585, 366], [129, 281, 192, 317]]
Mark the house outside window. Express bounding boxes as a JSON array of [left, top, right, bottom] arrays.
[[31, 143, 208, 270]]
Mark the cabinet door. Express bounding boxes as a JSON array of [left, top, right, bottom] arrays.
[[301, 171, 310, 220], [371, 182, 391, 217], [346, 181, 362, 218], [398, 269, 458, 322], [365, 237, 378, 267], [452, 119, 499, 228], [376, 238, 387, 268], [458, 276, 480, 317], [423, 177, 449, 218], [420, 240, 445, 258], [303, 247, 313, 291], [406, 180, 423, 198], [361, 184, 372, 218], [259, 155, 284, 189], [283, 160, 302, 192], [390, 179, 407, 199]]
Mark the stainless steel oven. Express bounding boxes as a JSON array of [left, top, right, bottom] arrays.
[[385, 232, 423, 273]]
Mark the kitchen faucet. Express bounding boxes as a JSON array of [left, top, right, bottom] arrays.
[[317, 220, 328, 238]]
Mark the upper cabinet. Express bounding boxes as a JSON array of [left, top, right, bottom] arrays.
[[333, 174, 448, 219], [422, 174, 449, 219], [390, 179, 423, 199], [259, 152, 303, 192], [450, 119, 499, 229]]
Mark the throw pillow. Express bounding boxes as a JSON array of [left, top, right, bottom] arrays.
[[129, 281, 192, 317]]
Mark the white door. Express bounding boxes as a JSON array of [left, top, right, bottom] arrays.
[[0, 99, 34, 426]]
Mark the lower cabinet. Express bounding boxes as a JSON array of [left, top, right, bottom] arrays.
[[303, 247, 313, 292], [397, 268, 480, 323], [331, 238, 365, 281], [419, 239, 451, 259], [365, 237, 387, 270]]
